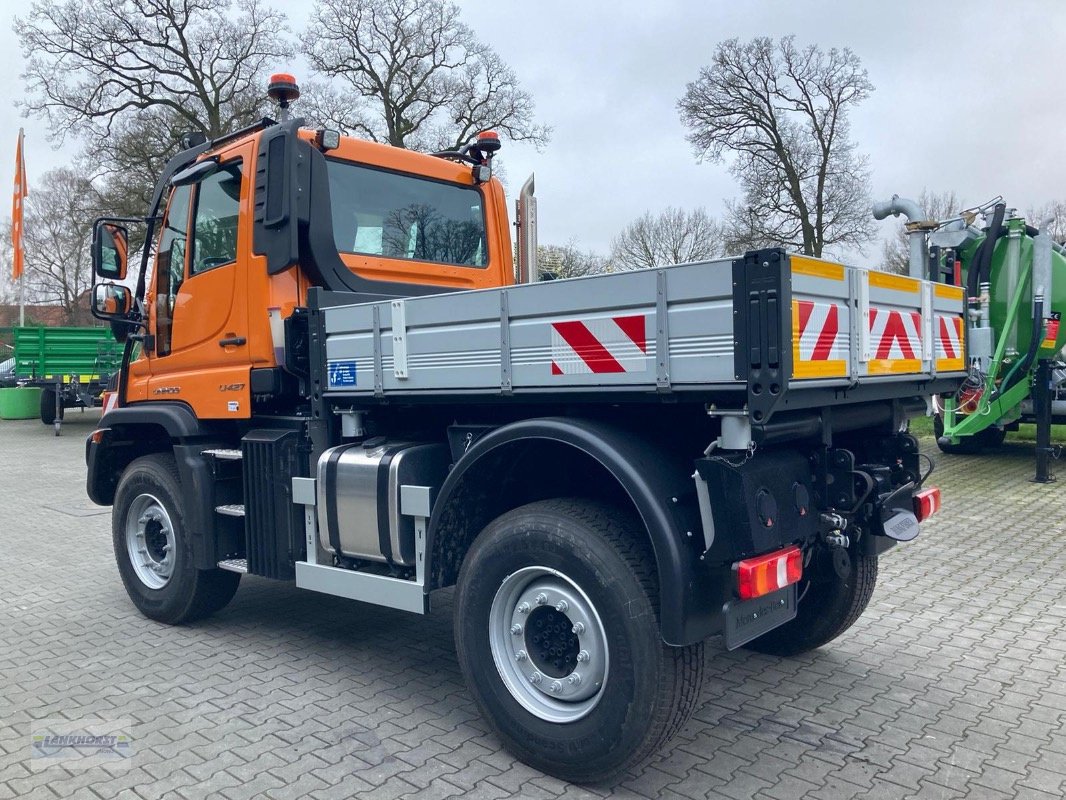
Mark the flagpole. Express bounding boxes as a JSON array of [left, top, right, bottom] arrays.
[[12, 127, 25, 327]]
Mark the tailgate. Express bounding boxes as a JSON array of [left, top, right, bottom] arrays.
[[789, 256, 967, 383]]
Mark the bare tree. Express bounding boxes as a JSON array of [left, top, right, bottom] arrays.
[[15, 0, 292, 215], [678, 36, 874, 258], [19, 169, 105, 322], [1027, 200, 1066, 244], [611, 207, 724, 270], [537, 242, 612, 280], [878, 190, 964, 274], [302, 0, 549, 151]]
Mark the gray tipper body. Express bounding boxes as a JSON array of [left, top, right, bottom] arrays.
[[319, 256, 967, 398]]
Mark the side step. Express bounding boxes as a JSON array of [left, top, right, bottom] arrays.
[[203, 448, 243, 460], [215, 504, 246, 517], [218, 558, 248, 574]]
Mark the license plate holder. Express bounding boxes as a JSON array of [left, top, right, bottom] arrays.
[[722, 584, 797, 650]]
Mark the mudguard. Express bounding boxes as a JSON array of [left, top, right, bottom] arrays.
[[86, 402, 228, 570], [427, 417, 719, 646]]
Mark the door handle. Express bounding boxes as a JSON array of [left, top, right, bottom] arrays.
[[218, 336, 247, 347]]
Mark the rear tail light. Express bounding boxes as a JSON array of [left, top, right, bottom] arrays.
[[736, 545, 802, 600], [913, 487, 941, 522]]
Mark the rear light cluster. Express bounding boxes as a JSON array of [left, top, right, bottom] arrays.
[[913, 487, 942, 522], [736, 545, 802, 600]]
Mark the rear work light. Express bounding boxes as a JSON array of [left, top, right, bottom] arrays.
[[736, 545, 803, 600], [913, 487, 941, 522]]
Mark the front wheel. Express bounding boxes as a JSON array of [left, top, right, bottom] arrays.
[[113, 454, 240, 624], [454, 499, 704, 784]]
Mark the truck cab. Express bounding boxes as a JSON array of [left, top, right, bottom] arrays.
[[85, 76, 958, 783], [107, 119, 513, 418]]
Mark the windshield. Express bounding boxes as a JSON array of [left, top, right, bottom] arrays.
[[326, 160, 487, 268]]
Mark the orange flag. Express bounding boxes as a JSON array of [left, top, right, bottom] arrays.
[[12, 128, 27, 281]]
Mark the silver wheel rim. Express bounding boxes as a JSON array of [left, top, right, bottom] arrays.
[[124, 493, 176, 590], [488, 566, 609, 723]]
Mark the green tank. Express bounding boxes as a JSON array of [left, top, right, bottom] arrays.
[[933, 210, 1066, 454], [958, 219, 1066, 357]]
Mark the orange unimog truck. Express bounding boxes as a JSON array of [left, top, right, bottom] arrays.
[[86, 75, 960, 782]]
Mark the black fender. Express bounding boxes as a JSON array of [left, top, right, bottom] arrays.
[[98, 401, 207, 439], [426, 417, 718, 646], [86, 402, 231, 570]]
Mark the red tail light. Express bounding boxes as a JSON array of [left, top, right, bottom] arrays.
[[736, 545, 803, 600], [913, 487, 941, 522]]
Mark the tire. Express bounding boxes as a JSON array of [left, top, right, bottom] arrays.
[[112, 453, 240, 624], [976, 425, 1006, 449], [39, 389, 64, 425], [743, 547, 877, 657], [933, 413, 984, 454], [454, 499, 704, 784]]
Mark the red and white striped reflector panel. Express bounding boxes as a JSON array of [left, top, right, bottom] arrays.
[[796, 300, 842, 361], [550, 314, 648, 375], [913, 487, 941, 522], [869, 308, 923, 360], [736, 545, 803, 600]]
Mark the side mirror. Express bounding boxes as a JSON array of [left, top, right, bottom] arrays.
[[92, 283, 132, 318], [93, 222, 129, 280]]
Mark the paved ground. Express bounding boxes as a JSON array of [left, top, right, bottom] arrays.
[[0, 410, 1064, 800]]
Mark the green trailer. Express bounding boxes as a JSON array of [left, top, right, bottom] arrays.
[[12, 326, 123, 434]]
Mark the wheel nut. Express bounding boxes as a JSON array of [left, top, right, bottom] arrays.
[[577, 650, 590, 663], [515, 650, 527, 662], [567, 673, 582, 686], [510, 623, 522, 636], [572, 622, 585, 635], [529, 671, 543, 685], [535, 593, 548, 605], [517, 602, 531, 614], [555, 600, 568, 612], [549, 681, 562, 694]]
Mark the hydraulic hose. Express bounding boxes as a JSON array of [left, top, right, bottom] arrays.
[[967, 203, 1006, 300], [993, 294, 1044, 402]]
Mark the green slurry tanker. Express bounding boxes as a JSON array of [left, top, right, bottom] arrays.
[[874, 196, 1066, 464]]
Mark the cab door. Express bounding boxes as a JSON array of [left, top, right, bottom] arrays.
[[145, 147, 252, 418]]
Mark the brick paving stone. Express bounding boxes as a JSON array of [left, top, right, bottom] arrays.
[[1, 414, 1065, 800]]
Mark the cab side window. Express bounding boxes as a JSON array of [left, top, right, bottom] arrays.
[[190, 161, 243, 275], [155, 184, 192, 357]]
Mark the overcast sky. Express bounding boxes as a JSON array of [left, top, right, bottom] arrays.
[[1, 0, 1064, 266]]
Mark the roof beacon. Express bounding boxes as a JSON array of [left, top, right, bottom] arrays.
[[267, 73, 301, 121]]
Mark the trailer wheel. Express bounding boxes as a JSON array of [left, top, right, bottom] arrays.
[[976, 425, 1006, 449], [39, 389, 63, 426], [933, 413, 992, 454], [743, 547, 877, 657], [113, 454, 240, 624], [454, 499, 704, 784]]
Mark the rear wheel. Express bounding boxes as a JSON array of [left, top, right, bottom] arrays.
[[113, 454, 240, 624], [454, 499, 704, 784], [743, 547, 877, 657]]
